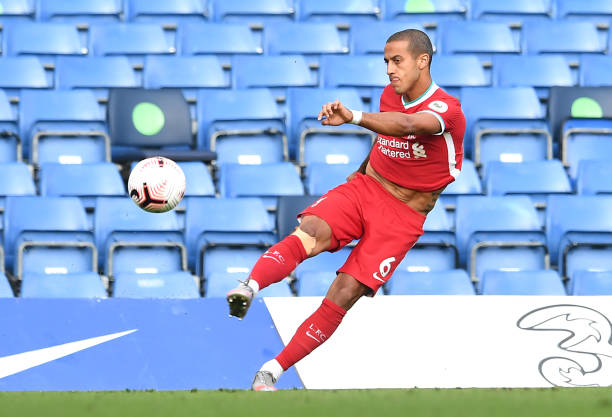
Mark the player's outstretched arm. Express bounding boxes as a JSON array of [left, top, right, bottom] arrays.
[[317, 99, 442, 137]]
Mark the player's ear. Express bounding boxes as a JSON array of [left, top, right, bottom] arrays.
[[417, 53, 430, 70]]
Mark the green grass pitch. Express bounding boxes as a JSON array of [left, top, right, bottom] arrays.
[[1, 388, 612, 417]]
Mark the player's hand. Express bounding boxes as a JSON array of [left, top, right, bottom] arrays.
[[317, 99, 353, 126]]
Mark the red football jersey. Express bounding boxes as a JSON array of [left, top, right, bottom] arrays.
[[369, 82, 466, 192]]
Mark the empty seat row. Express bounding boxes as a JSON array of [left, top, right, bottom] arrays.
[[2, 1, 612, 25]]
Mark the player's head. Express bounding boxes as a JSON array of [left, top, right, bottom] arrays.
[[384, 29, 433, 95]]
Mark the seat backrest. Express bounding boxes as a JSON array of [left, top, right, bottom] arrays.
[[486, 160, 571, 196], [548, 86, 612, 143], [321, 55, 388, 89], [179, 23, 262, 55], [432, 55, 487, 88], [276, 195, 321, 239], [38, 0, 123, 23], [471, 0, 553, 21], [437, 21, 518, 55], [297, 0, 380, 23], [108, 88, 191, 147], [422, 201, 452, 232], [218, 162, 304, 198], [350, 22, 424, 55], [4, 195, 89, 250], [55, 56, 138, 90], [3, 22, 85, 57], [442, 159, 482, 196], [576, 160, 612, 195], [493, 55, 573, 88], [522, 21, 603, 55], [480, 269, 565, 295], [212, 0, 295, 23], [570, 270, 612, 295], [304, 163, 359, 196], [389, 269, 475, 295], [143, 56, 227, 89], [546, 195, 612, 261], [556, 0, 612, 21], [0, 57, 49, 90], [0, 162, 36, 196], [89, 23, 173, 56], [384, 0, 467, 21], [178, 162, 215, 197], [0, 0, 35, 21], [231, 55, 314, 89], [580, 55, 612, 87], [263, 22, 347, 55], [39, 162, 126, 197], [126, 0, 209, 22], [0, 90, 16, 122]]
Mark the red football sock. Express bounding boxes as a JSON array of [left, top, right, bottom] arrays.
[[249, 234, 308, 290], [275, 298, 347, 370]]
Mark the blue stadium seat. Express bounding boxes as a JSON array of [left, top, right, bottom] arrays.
[[202, 248, 264, 278], [569, 270, 612, 296], [231, 56, 316, 102], [493, 55, 573, 99], [480, 270, 566, 295], [197, 88, 287, 163], [19, 90, 109, 164], [37, 0, 123, 24], [440, 159, 482, 210], [470, 0, 553, 23], [432, 55, 488, 97], [3, 196, 96, 279], [460, 87, 551, 167], [295, 270, 335, 296], [0, 273, 14, 297], [288, 87, 374, 164], [205, 271, 293, 297], [178, 162, 215, 197], [297, 0, 380, 25], [294, 248, 352, 277], [396, 201, 457, 273], [20, 272, 107, 298], [546, 195, 612, 278], [263, 23, 348, 67], [579, 55, 612, 87], [185, 197, 276, 274], [89, 23, 174, 66], [321, 55, 389, 101], [125, 0, 209, 24], [437, 21, 518, 63], [0, 0, 35, 24], [576, 160, 612, 195], [38, 162, 126, 211], [387, 269, 475, 295], [0, 57, 50, 100], [304, 163, 360, 195], [486, 160, 571, 224], [350, 22, 425, 55], [143, 56, 228, 104], [522, 21, 604, 64], [0, 163, 36, 215], [384, 0, 467, 23], [94, 197, 186, 277], [276, 195, 321, 240], [178, 23, 262, 69], [218, 163, 304, 212], [2, 22, 86, 66], [211, 0, 295, 24], [55, 56, 139, 100], [0, 91, 20, 162], [113, 271, 200, 298], [556, 0, 612, 24], [456, 196, 546, 281]]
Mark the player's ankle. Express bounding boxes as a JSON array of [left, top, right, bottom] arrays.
[[246, 279, 260, 297], [260, 359, 284, 382]]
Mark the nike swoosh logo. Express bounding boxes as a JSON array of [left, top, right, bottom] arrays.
[[0, 329, 138, 379], [305, 331, 321, 344]]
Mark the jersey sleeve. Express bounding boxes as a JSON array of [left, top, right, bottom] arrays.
[[418, 98, 463, 136]]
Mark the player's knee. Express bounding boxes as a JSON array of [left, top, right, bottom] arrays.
[[292, 216, 331, 256], [292, 228, 317, 255]]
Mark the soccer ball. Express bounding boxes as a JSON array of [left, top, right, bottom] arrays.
[[128, 157, 186, 213]]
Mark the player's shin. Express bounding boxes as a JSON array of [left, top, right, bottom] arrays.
[[274, 298, 347, 372]]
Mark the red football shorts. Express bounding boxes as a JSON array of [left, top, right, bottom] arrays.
[[299, 173, 426, 295]]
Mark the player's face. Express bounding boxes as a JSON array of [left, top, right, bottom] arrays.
[[384, 40, 428, 95]]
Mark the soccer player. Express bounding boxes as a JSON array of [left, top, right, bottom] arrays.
[[226, 29, 466, 391]]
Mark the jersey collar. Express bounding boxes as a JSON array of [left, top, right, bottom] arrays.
[[401, 81, 439, 109]]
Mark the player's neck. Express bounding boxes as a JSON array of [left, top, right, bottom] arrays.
[[402, 75, 433, 103]]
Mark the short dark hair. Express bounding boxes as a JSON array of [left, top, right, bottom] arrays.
[[386, 29, 433, 67]]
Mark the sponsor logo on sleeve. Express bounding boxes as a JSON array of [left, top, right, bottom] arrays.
[[428, 101, 448, 113]]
